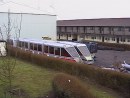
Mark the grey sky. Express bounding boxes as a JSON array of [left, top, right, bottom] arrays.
[[1, 0, 130, 20]]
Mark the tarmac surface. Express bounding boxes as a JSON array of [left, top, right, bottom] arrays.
[[94, 50, 130, 67]]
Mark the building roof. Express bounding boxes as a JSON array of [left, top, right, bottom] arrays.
[[57, 18, 130, 27], [0, 1, 55, 16]]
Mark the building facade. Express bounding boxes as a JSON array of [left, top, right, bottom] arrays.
[[57, 18, 130, 44], [0, 2, 56, 40]]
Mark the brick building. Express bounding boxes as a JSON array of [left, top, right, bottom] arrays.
[[57, 18, 130, 44]]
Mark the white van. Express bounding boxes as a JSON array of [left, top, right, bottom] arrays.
[[0, 41, 7, 56]]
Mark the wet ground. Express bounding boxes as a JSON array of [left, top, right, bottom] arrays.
[[94, 50, 130, 67]]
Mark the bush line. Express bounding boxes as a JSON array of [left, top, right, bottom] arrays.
[[8, 46, 130, 98]]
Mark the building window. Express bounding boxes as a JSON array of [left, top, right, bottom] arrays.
[[105, 37, 110, 41], [101, 28, 104, 31], [98, 36, 101, 40], [86, 35, 88, 38], [118, 27, 121, 31], [111, 27, 114, 31], [118, 27, 124, 31], [120, 38, 125, 42], [129, 28, 130, 32], [108, 27, 114, 32], [57, 27, 60, 32], [112, 37, 115, 41], [90, 27, 94, 30], [91, 36, 96, 39], [60, 34, 63, 36], [108, 27, 111, 31], [68, 34, 71, 37], [80, 35, 84, 38], [127, 39, 130, 42]]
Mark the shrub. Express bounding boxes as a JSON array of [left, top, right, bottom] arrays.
[[52, 73, 95, 98]]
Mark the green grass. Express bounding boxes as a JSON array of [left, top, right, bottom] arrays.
[[0, 57, 57, 98], [90, 85, 121, 98], [83, 79, 123, 98]]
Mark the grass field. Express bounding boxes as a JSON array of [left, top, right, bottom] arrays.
[[0, 57, 58, 98], [89, 82, 123, 98], [0, 57, 123, 98]]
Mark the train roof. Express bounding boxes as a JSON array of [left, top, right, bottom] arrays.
[[18, 38, 74, 48], [59, 41, 86, 47]]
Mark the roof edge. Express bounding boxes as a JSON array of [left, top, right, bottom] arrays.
[[0, 12, 56, 16], [58, 17, 130, 21]]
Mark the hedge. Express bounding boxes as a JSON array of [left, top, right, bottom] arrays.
[[8, 46, 130, 98], [94, 42, 130, 51], [52, 73, 95, 98]]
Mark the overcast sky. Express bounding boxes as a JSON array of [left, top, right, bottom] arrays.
[[1, 0, 130, 20]]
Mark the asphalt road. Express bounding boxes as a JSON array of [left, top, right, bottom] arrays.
[[94, 50, 130, 67]]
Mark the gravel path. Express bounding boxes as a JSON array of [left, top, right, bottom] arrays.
[[94, 50, 130, 67]]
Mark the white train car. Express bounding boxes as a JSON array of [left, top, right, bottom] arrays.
[[9, 38, 94, 64], [9, 38, 83, 63]]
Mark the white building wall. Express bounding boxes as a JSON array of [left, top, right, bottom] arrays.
[[0, 12, 56, 40]]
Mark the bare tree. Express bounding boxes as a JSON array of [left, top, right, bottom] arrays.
[[0, 10, 22, 98], [14, 13, 22, 40]]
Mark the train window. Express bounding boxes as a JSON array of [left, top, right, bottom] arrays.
[[30, 43, 33, 50], [55, 47, 60, 55], [44, 45, 48, 53], [19, 41, 22, 47], [25, 42, 28, 48], [61, 48, 71, 57], [75, 47, 83, 56], [38, 44, 42, 51], [49, 46, 54, 54], [34, 44, 37, 51], [21, 42, 24, 47]]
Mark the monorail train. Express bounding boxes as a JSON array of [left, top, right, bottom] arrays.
[[8, 38, 94, 64]]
